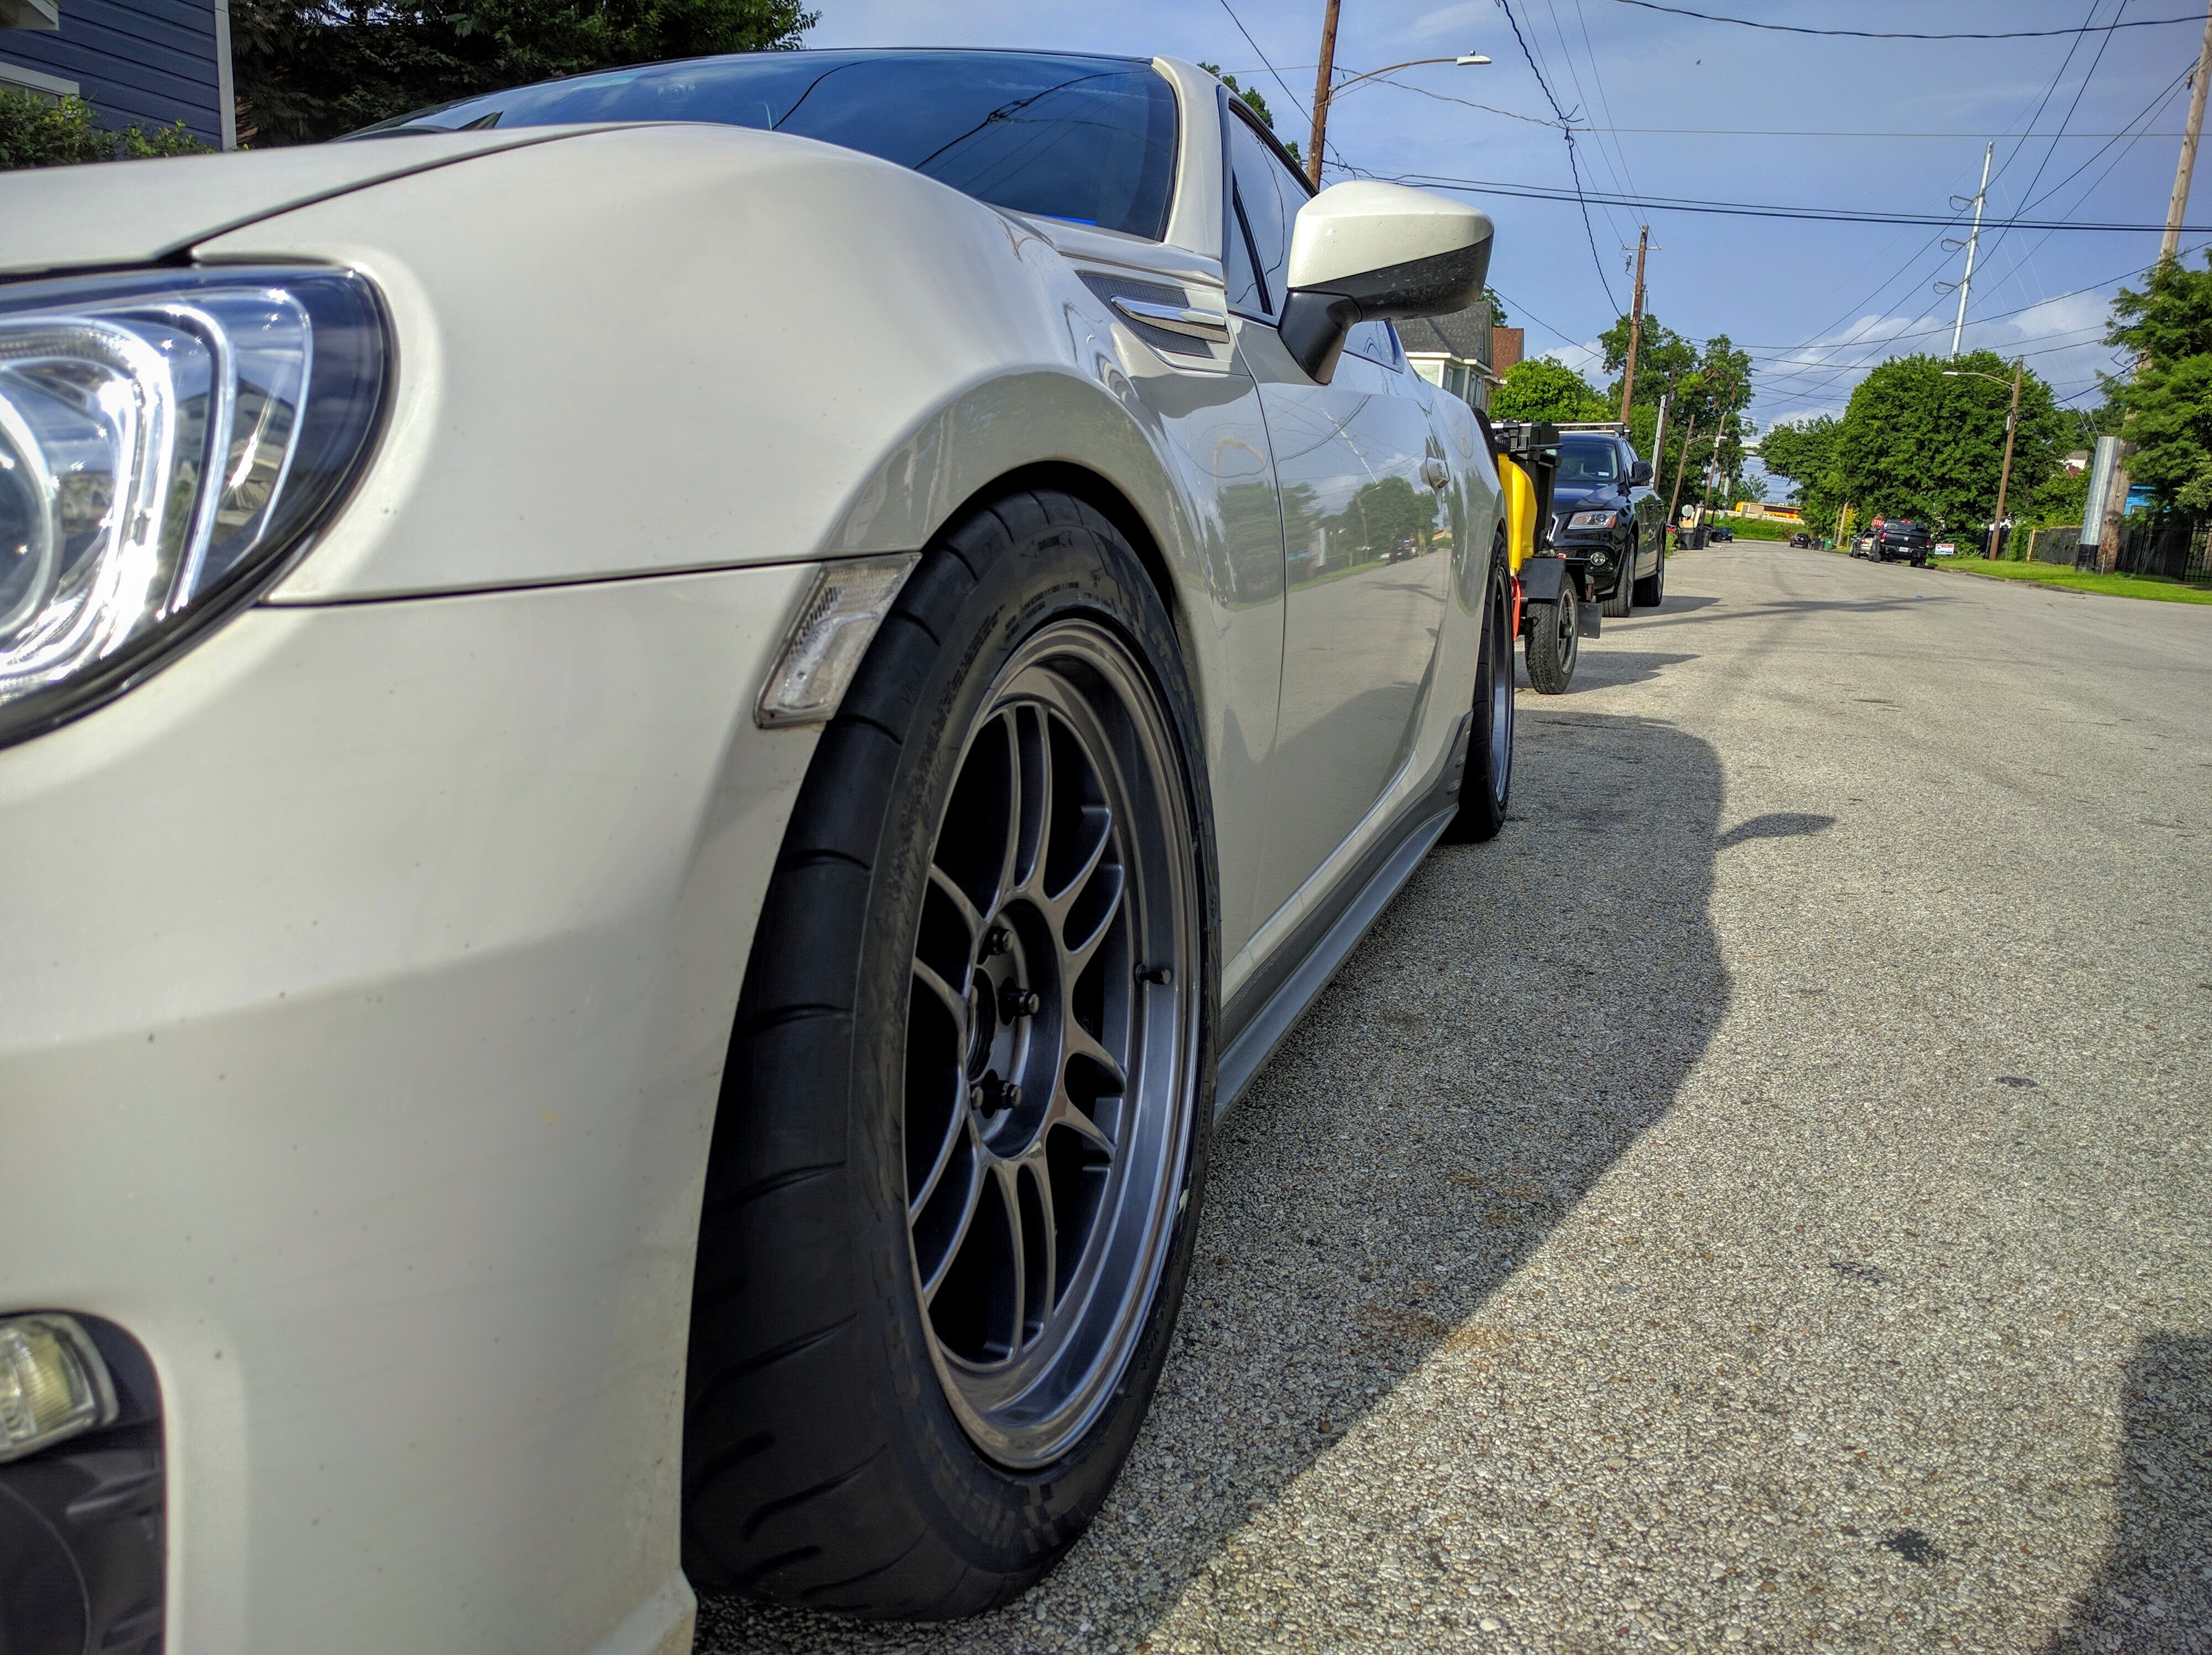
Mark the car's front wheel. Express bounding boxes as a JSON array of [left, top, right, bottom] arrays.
[[1601, 545, 1636, 618], [682, 490, 1214, 1618]]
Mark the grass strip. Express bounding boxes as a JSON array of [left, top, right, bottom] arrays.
[[1932, 556, 2212, 605]]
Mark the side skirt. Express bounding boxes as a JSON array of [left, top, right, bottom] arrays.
[[1215, 712, 1474, 1116]]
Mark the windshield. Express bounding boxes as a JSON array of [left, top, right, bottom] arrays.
[[351, 50, 1182, 241], [1556, 437, 1620, 485]]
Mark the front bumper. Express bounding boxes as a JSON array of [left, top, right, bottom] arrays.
[[0, 564, 819, 1654]]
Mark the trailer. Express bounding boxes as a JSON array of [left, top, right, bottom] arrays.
[[1486, 418, 1605, 694]]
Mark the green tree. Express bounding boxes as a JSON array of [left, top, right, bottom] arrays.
[[1, 88, 210, 169], [232, 0, 818, 147], [2106, 251, 2212, 510], [1757, 414, 1846, 533], [1595, 313, 1751, 517], [1491, 357, 1611, 422], [1198, 62, 1301, 165], [1832, 351, 2065, 533]]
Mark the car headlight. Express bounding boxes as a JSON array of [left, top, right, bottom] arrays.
[[1567, 509, 1619, 530], [0, 267, 386, 747]]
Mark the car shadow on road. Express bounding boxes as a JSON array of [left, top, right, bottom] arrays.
[[1521, 647, 1698, 694], [697, 711, 1729, 1653], [2045, 1333, 2212, 1654]]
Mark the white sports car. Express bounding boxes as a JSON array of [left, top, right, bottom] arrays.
[[0, 48, 1514, 1654]]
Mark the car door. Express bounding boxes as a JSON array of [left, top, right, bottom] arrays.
[[1625, 438, 1662, 579], [1222, 112, 1452, 927]]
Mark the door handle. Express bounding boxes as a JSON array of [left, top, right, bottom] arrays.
[[1109, 296, 1232, 342], [1420, 457, 1451, 491]]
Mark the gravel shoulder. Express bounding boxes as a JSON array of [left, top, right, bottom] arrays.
[[702, 543, 2211, 1655]]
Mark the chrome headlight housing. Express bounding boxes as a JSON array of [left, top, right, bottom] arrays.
[[0, 267, 386, 747], [1566, 509, 1619, 530]]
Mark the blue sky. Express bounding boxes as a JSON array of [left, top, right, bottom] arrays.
[[808, 0, 2207, 443]]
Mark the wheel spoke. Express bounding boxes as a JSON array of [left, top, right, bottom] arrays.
[[909, 1104, 972, 1219], [918, 1155, 986, 1305], [993, 711, 1025, 912], [993, 1160, 1025, 1357], [1048, 1085, 1116, 1159], [927, 863, 986, 947], [1014, 706, 1050, 897], [1045, 805, 1114, 915], [1061, 864, 1125, 979], [1065, 1022, 1129, 1096], [911, 955, 969, 1027], [1024, 1158, 1058, 1334]]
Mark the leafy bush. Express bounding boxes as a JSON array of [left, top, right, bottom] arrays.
[[0, 89, 209, 170]]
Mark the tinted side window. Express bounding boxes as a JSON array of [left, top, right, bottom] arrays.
[[1224, 195, 1267, 316], [354, 53, 1182, 242], [1226, 113, 1307, 317]]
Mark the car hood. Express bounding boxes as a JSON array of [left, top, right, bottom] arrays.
[[0, 129, 600, 279], [1551, 482, 1623, 512]]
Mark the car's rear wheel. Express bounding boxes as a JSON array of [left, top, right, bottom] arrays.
[[1446, 531, 1514, 841], [682, 489, 1214, 1619], [1633, 541, 1666, 608]]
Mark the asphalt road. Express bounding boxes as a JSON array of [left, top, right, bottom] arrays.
[[700, 543, 2211, 1655]]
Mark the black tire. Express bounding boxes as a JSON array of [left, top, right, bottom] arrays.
[[1600, 546, 1635, 618], [1522, 586, 1578, 696], [1445, 533, 1514, 841], [1632, 540, 1666, 608], [682, 488, 1217, 1619]]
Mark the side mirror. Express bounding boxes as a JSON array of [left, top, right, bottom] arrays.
[[1629, 459, 1653, 487], [1277, 181, 1493, 383]]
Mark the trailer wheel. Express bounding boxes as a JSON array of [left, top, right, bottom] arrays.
[[1524, 590, 1579, 695]]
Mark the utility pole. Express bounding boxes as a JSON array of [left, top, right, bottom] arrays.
[[1649, 392, 1671, 484], [1665, 414, 1700, 539], [2163, 2, 2212, 262], [1948, 142, 1993, 360], [1703, 394, 1739, 521], [1619, 225, 1650, 424], [2099, 0, 2212, 571], [1992, 357, 2023, 559], [1307, 0, 1343, 189]]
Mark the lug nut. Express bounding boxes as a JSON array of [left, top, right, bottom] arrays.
[[998, 984, 1041, 1019], [983, 925, 1013, 957], [1135, 964, 1173, 986], [975, 1078, 1021, 1117]]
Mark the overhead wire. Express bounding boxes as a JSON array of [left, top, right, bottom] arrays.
[[1494, 0, 1624, 311], [1597, 0, 2206, 39]]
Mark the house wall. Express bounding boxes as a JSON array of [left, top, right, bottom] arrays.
[[1, 0, 232, 148]]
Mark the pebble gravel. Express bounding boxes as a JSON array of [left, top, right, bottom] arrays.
[[700, 544, 2211, 1654]]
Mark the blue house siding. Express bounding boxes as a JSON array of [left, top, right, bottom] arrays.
[[2, 0, 228, 147]]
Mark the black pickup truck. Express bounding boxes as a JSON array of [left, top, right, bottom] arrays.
[[1869, 518, 1933, 566]]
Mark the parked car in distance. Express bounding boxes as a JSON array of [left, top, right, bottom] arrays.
[[1870, 518, 1934, 566], [0, 46, 1517, 1651], [1789, 531, 1813, 548], [1548, 424, 1666, 618], [1708, 523, 1734, 542]]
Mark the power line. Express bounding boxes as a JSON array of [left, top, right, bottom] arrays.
[[1599, 0, 2206, 39], [1380, 171, 2212, 231], [1211, 0, 1353, 174], [1494, 0, 1623, 311]]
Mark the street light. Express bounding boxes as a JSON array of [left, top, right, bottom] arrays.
[[1943, 361, 2026, 560], [1307, 53, 1490, 186]]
